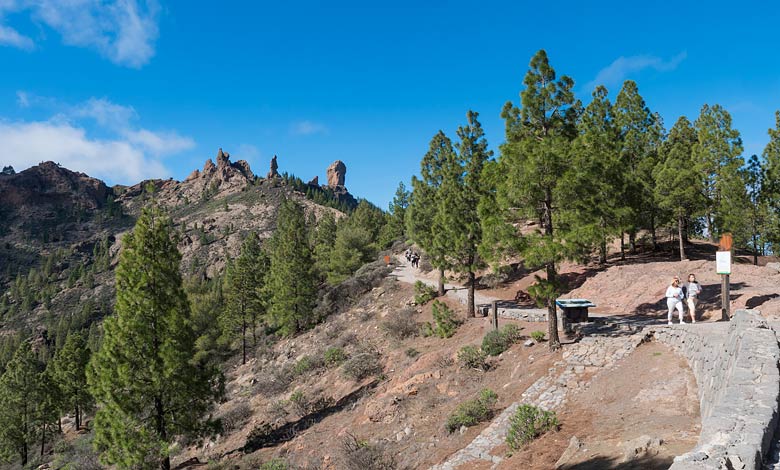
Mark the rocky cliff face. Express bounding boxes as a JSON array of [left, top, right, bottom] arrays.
[[0, 161, 112, 243]]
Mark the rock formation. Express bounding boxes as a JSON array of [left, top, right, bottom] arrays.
[[307, 176, 319, 186], [326, 160, 346, 187], [267, 155, 279, 179]]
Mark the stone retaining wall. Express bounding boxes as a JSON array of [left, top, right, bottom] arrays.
[[653, 310, 780, 470]]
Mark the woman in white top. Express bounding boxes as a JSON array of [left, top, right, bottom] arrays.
[[686, 273, 702, 323], [665, 277, 686, 325]]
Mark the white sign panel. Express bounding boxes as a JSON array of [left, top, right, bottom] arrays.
[[716, 251, 731, 275]]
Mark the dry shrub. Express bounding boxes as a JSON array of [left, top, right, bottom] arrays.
[[219, 401, 253, 433], [342, 346, 382, 381], [341, 434, 397, 470], [380, 308, 418, 339]]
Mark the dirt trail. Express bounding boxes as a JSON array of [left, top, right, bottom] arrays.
[[391, 256, 496, 307]]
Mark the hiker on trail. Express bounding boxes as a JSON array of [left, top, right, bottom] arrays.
[[411, 252, 420, 268], [685, 273, 702, 323], [405, 248, 412, 262], [665, 277, 686, 325]]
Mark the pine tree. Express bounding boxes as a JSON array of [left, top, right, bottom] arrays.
[[0, 341, 42, 465], [693, 104, 744, 240], [328, 221, 374, 284], [312, 211, 338, 279], [654, 116, 705, 260], [492, 49, 579, 350], [435, 111, 492, 317], [36, 364, 63, 458], [87, 204, 222, 470], [763, 111, 780, 252], [380, 182, 411, 246], [613, 80, 664, 253], [265, 199, 318, 336], [407, 131, 455, 295], [746, 155, 771, 264], [50, 332, 92, 430], [223, 232, 269, 364], [565, 86, 627, 264]]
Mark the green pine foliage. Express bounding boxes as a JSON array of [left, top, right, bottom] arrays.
[[613, 80, 664, 253], [87, 204, 223, 470], [0, 342, 44, 465], [653, 116, 706, 260], [761, 112, 780, 252], [0, 342, 37, 464], [407, 131, 455, 294], [434, 111, 493, 317], [379, 181, 411, 246], [265, 199, 318, 336], [505, 404, 559, 450], [312, 211, 337, 278], [693, 104, 745, 241], [50, 332, 92, 431], [445, 389, 498, 433], [564, 86, 629, 264], [489, 49, 579, 350], [430, 300, 460, 338], [223, 232, 269, 364]]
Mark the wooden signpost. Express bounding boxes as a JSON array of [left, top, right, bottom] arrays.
[[717, 234, 733, 321]]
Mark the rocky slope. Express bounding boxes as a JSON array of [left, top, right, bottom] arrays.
[[0, 150, 356, 333]]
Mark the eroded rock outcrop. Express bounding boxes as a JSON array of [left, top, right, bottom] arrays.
[[267, 155, 279, 179], [326, 160, 346, 187]]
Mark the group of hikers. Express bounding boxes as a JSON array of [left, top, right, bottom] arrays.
[[404, 248, 420, 268], [665, 273, 703, 324]]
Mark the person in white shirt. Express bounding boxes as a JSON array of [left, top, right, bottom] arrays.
[[685, 273, 702, 323], [665, 277, 686, 325]]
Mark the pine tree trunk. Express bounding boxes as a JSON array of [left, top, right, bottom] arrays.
[[546, 263, 561, 351], [599, 218, 607, 265], [242, 313, 247, 365], [22, 441, 27, 466], [620, 233, 626, 261], [629, 231, 637, 254], [156, 397, 170, 470], [650, 214, 658, 251], [75, 404, 80, 430], [752, 232, 759, 265], [543, 192, 561, 351], [467, 271, 475, 317], [437, 269, 445, 296], [678, 216, 685, 261], [40, 423, 45, 457]]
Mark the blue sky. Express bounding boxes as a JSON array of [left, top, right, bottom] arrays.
[[1, 1, 779, 208]]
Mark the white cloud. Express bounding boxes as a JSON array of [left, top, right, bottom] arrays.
[[0, 120, 168, 182], [3, 93, 195, 183], [0, 23, 33, 49], [124, 129, 194, 155], [72, 97, 138, 130], [585, 52, 687, 92], [290, 120, 329, 136], [0, 0, 160, 68], [236, 143, 260, 159]]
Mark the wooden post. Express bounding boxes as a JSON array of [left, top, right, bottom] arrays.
[[491, 301, 498, 331], [718, 234, 733, 322], [721, 274, 730, 320]]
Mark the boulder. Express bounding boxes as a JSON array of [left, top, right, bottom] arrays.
[[327, 160, 346, 186], [766, 262, 780, 273], [621, 435, 662, 462], [555, 436, 582, 469]]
